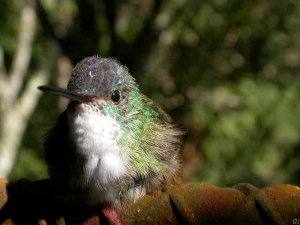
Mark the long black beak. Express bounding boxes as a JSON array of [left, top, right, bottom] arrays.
[[38, 85, 95, 103]]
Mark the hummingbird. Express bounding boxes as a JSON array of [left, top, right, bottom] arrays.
[[38, 56, 183, 207]]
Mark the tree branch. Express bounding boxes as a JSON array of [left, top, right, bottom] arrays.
[[0, 46, 6, 81], [0, 0, 61, 178], [0, 54, 57, 178], [0, 47, 8, 111], [9, 4, 36, 104], [0, 68, 50, 178]]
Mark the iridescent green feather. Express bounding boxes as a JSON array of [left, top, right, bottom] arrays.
[[106, 65, 182, 177], [119, 90, 165, 175]]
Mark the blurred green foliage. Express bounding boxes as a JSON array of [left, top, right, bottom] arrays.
[[1, 0, 299, 186]]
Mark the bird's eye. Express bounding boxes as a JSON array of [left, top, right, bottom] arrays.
[[111, 90, 120, 102]]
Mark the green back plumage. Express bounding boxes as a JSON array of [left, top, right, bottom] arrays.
[[104, 66, 183, 178]]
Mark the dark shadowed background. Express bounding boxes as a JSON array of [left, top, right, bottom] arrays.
[[0, 0, 299, 187]]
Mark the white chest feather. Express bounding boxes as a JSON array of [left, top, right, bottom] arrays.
[[69, 104, 130, 204]]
